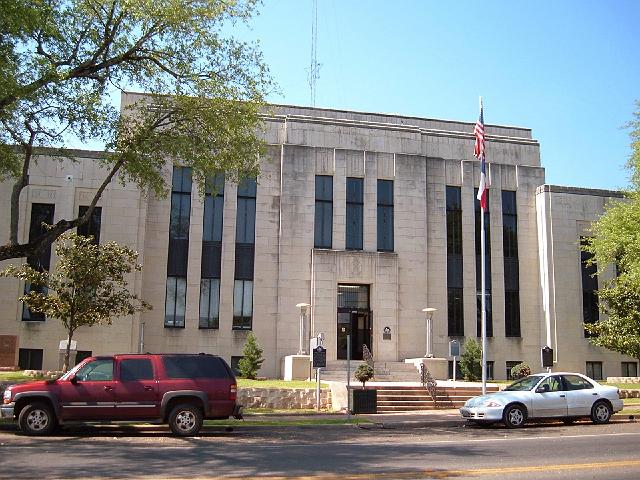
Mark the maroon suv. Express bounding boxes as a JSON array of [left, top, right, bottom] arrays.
[[1, 353, 241, 436]]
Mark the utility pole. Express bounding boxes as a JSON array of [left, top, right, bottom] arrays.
[[308, 0, 320, 106]]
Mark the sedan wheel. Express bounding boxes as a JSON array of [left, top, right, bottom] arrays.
[[590, 401, 612, 424], [503, 404, 526, 428]]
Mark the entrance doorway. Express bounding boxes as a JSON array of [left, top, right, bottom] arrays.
[[337, 284, 372, 360]]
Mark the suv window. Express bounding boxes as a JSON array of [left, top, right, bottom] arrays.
[[120, 358, 154, 381], [75, 359, 114, 381], [562, 374, 594, 390], [162, 356, 231, 379]]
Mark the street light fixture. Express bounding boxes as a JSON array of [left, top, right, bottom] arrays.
[[422, 307, 438, 358], [296, 303, 311, 355]]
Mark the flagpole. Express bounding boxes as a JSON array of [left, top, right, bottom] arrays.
[[479, 96, 487, 396]]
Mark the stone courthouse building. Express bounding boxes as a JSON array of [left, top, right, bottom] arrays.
[[0, 92, 636, 380]]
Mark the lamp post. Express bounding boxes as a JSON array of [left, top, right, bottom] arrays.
[[422, 307, 438, 358], [296, 303, 311, 355]]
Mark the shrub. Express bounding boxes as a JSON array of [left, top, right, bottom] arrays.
[[354, 364, 374, 388], [460, 338, 482, 381], [510, 362, 532, 380], [238, 333, 264, 380]]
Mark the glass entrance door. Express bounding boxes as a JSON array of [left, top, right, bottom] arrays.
[[337, 285, 372, 360]]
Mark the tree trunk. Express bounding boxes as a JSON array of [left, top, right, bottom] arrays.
[[63, 331, 75, 373]]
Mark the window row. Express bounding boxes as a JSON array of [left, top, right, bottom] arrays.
[[314, 176, 394, 252], [165, 167, 257, 330], [446, 187, 520, 338]]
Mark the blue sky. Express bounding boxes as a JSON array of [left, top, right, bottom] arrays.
[[232, 0, 640, 190]]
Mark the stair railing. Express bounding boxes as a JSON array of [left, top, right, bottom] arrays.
[[362, 344, 374, 371], [420, 363, 438, 405]]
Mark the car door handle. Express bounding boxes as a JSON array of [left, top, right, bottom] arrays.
[[559, 394, 565, 398], [592, 392, 599, 396], [104, 386, 113, 392], [144, 386, 153, 391]]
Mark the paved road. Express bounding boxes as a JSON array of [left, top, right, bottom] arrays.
[[1, 418, 639, 479]]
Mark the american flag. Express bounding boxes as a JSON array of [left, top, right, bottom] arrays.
[[474, 100, 489, 210]]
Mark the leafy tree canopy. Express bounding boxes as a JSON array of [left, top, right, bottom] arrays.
[[0, 0, 273, 260], [1, 232, 151, 371], [584, 100, 640, 362]]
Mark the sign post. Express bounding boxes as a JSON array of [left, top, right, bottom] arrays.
[[449, 340, 460, 389], [312, 334, 326, 411]]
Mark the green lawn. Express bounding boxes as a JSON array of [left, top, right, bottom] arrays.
[[0, 371, 37, 382]]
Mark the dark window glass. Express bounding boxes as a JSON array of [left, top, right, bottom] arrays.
[[377, 180, 394, 252], [236, 178, 257, 244], [75, 351, 92, 365], [233, 280, 253, 329], [201, 242, 222, 279], [18, 348, 43, 370], [77, 206, 102, 245], [23, 203, 55, 322], [475, 188, 492, 337], [315, 176, 333, 248], [447, 288, 464, 336], [203, 174, 224, 242], [346, 177, 363, 250], [337, 284, 370, 309], [162, 355, 231, 379], [231, 356, 243, 376], [165, 276, 186, 328], [562, 374, 594, 390], [235, 244, 255, 280], [622, 362, 638, 377], [167, 167, 192, 277], [586, 361, 603, 380], [448, 360, 463, 380], [581, 237, 598, 337], [486, 361, 495, 380], [26, 203, 55, 271], [446, 187, 463, 336], [120, 358, 154, 381], [199, 278, 220, 329], [502, 191, 520, 337]]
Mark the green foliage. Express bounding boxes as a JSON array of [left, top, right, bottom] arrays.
[[0, 232, 150, 371], [354, 364, 374, 388], [583, 100, 640, 362], [510, 362, 531, 379], [0, 0, 273, 260], [238, 332, 264, 380], [460, 338, 482, 381]]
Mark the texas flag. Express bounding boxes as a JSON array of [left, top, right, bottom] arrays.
[[474, 100, 489, 211]]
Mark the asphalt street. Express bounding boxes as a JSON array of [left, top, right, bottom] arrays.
[[1, 413, 639, 479]]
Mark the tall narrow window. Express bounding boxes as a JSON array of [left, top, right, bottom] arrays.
[[165, 166, 192, 328], [200, 174, 224, 329], [22, 203, 55, 322], [446, 187, 464, 336], [77, 206, 102, 245], [314, 175, 333, 248], [346, 177, 363, 250], [502, 191, 520, 337], [475, 188, 493, 337], [18, 348, 43, 370], [233, 178, 256, 330], [581, 236, 598, 337], [377, 180, 394, 252]]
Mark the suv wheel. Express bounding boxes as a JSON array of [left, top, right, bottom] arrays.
[[168, 404, 203, 436], [18, 402, 56, 436]]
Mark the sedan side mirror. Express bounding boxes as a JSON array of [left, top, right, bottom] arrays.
[[536, 384, 550, 393]]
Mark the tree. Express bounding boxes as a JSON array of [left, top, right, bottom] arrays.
[[460, 338, 482, 382], [0, 0, 273, 261], [1, 232, 150, 371], [354, 364, 374, 388], [238, 332, 263, 380], [583, 100, 640, 363]]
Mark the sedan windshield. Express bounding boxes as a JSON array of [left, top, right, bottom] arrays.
[[504, 375, 543, 391]]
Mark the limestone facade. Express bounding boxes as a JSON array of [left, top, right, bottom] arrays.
[[0, 99, 635, 379]]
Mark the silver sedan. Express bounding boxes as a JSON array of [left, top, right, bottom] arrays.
[[459, 372, 624, 428]]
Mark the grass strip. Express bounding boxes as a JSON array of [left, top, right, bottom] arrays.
[[204, 418, 372, 427]]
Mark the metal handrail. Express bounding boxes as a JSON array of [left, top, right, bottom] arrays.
[[362, 344, 374, 371], [420, 363, 438, 405]]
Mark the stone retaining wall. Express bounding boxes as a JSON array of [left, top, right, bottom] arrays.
[[607, 377, 640, 384], [238, 388, 331, 409]]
